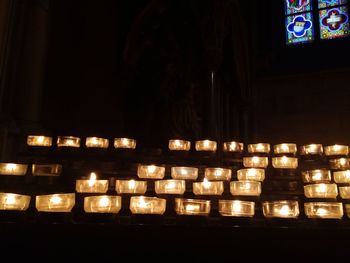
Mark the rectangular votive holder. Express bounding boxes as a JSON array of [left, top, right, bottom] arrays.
[[36, 193, 75, 212], [218, 200, 255, 217], [0, 193, 31, 211], [195, 140, 217, 152], [204, 167, 231, 181], [84, 195, 121, 213], [329, 158, 350, 170], [223, 141, 244, 153], [345, 204, 350, 218], [262, 200, 299, 219], [168, 139, 191, 151], [301, 169, 331, 183], [27, 135, 52, 147], [325, 144, 349, 156], [248, 143, 270, 154], [137, 164, 165, 179], [155, 180, 186, 195], [237, 168, 265, 182], [304, 183, 338, 199], [114, 138, 136, 149], [0, 163, 28, 176], [273, 143, 297, 155], [76, 173, 108, 193], [57, 136, 80, 148], [32, 164, 62, 176], [339, 186, 350, 199], [230, 181, 261, 196], [300, 144, 323, 155], [171, 166, 198, 180], [304, 202, 343, 219], [272, 156, 298, 169], [115, 179, 147, 194], [243, 156, 268, 168], [333, 170, 350, 183], [129, 196, 166, 215], [175, 198, 210, 216], [85, 137, 109, 149], [193, 180, 223, 195]]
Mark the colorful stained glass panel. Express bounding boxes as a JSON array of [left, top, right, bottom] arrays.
[[318, 0, 347, 9], [286, 13, 314, 44], [285, 0, 312, 15], [319, 6, 350, 39]]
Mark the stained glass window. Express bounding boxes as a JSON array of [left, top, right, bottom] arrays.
[[318, 0, 347, 9], [285, 0, 312, 15]]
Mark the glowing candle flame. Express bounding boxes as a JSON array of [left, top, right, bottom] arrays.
[[88, 172, 97, 187], [98, 196, 110, 208], [50, 195, 62, 205]]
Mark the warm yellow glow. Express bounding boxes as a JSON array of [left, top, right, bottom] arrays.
[[50, 195, 62, 205], [175, 198, 211, 216], [0, 193, 31, 211], [76, 173, 108, 193], [36, 193, 75, 212], [155, 180, 186, 194], [27, 135, 52, 147], [203, 178, 210, 188], [339, 186, 350, 199], [243, 156, 268, 168], [114, 138, 136, 149], [32, 164, 62, 176], [57, 136, 81, 148], [185, 203, 200, 212], [334, 170, 350, 183], [218, 200, 255, 217], [193, 180, 223, 195], [171, 166, 198, 180], [329, 157, 350, 170], [84, 195, 121, 213], [278, 205, 291, 216], [237, 168, 265, 182], [223, 141, 244, 152], [129, 196, 166, 215], [248, 143, 270, 153], [98, 196, 110, 207], [274, 143, 297, 154], [5, 194, 16, 205], [272, 156, 298, 169], [168, 139, 191, 151], [88, 172, 97, 187], [325, 144, 349, 156], [304, 183, 338, 198], [85, 137, 109, 148], [230, 181, 261, 196], [263, 200, 299, 218], [304, 202, 343, 219], [195, 140, 217, 152], [300, 144, 323, 155], [137, 164, 165, 179], [204, 168, 231, 181], [115, 179, 147, 194], [302, 169, 331, 183], [0, 163, 28, 176], [129, 179, 136, 189]]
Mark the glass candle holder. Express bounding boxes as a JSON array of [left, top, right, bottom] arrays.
[[273, 143, 297, 155], [301, 169, 331, 183], [57, 136, 80, 148], [171, 166, 198, 180], [223, 141, 244, 153], [272, 156, 298, 169], [339, 186, 350, 199], [84, 195, 121, 213], [329, 158, 350, 170], [304, 202, 343, 219], [85, 137, 109, 149], [129, 196, 166, 215], [168, 139, 191, 151], [243, 156, 268, 168], [247, 143, 270, 154], [345, 204, 350, 218], [237, 168, 265, 182], [32, 164, 62, 176], [204, 167, 231, 181], [193, 180, 223, 195], [300, 144, 323, 155], [137, 164, 165, 179], [175, 198, 210, 216], [262, 200, 299, 219], [218, 200, 255, 217], [304, 183, 338, 199], [114, 138, 136, 149], [0, 193, 31, 211], [0, 163, 28, 176], [27, 135, 52, 147], [333, 170, 350, 183], [230, 181, 261, 196], [36, 193, 75, 212], [115, 179, 147, 194], [195, 140, 217, 152], [76, 172, 109, 193], [325, 144, 349, 156], [155, 180, 186, 195]]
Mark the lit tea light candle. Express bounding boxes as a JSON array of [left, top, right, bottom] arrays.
[[273, 143, 297, 155], [0, 193, 31, 211], [272, 156, 298, 169], [84, 195, 121, 213], [0, 163, 28, 176], [339, 186, 350, 199], [237, 168, 265, 182], [248, 143, 270, 154], [304, 202, 343, 219], [300, 144, 323, 155], [129, 196, 166, 215], [27, 135, 52, 147], [32, 164, 62, 176], [329, 158, 350, 170], [155, 180, 186, 195], [218, 200, 255, 217], [114, 138, 136, 149], [36, 193, 75, 212], [193, 179, 223, 195], [115, 179, 147, 194], [204, 167, 231, 181], [333, 170, 350, 183], [301, 169, 331, 183], [137, 164, 165, 179], [325, 144, 349, 156], [85, 137, 109, 149], [345, 204, 350, 218], [171, 166, 198, 180], [230, 181, 261, 196], [304, 183, 338, 199], [195, 140, 217, 152], [57, 136, 80, 148], [243, 156, 268, 168], [175, 198, 210, 216], [76, 172, 108, 193], [168, 139, 191, 151], [223, 141, 244, 153], [262, 200, 299, 218]]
